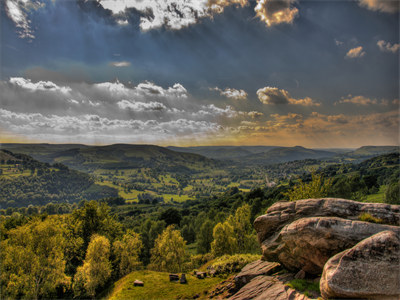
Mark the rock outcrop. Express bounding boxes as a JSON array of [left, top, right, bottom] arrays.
[[260, 216, 400, 274], [234, 260, 281, 288], [230, 274, 310, 300], [254, 198, 400, 243], [320, 230, 400, 300]]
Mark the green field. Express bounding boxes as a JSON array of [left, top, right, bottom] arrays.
[[107, 270, 225, 300], [365, 185, 387, 203]]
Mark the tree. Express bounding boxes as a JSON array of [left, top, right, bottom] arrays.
[[197, 219, 214, 254], [385, 180, 400, 204], [230, 204, 258, 253], [0, 217, 69, 300], [73, 235, 112, 298], [285, 173, 332, 201], [159, 207, 182, 226], [211, 221, 238, 257], [149, 225, 188, 272], [113, 230, 143, 277]]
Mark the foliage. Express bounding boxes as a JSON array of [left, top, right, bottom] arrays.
[[73, 235, 112, 298], [113, 230, 143, 277], [285, 173, 332, 201], [358, 212, 383, 224], [149, 225, 189, 273], [287, 279, 320, 294], [0, 216, 70, 299]]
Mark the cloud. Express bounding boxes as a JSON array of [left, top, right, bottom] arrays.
[[359, 0, 399, 13], [257, 86, 320, 106], [377, 40, 400, 53], [4, 0, 44, 39], [9, 77, 72, 94], [248, 111, 264, 119], [211, 87, 248, 100], [109, 61, 131, 67], [254, 0, 299, 27], [345, 46, 366, 58], [336, 95, 388, 106], [117, 100, 167, 111]]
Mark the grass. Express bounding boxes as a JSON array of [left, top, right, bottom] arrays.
[[365, 185, 386, 203], [107, 270, 226, 300], [286, 279, 320, 298]]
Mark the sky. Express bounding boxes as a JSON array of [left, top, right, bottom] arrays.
[[0, 0, 399, 148]]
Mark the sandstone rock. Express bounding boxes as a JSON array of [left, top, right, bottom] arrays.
[[294, 269, 305, 279], [169, 274, 179, 282], [254, 198, 400, 243], [229, 274, 310, 300], [320, 230, 400, 300], [260, 216, 400, 274], [133, 280, 143, 286], [196, 271, 206, 279], [234, 260, 281, 288], [180, 273, 187, 284]]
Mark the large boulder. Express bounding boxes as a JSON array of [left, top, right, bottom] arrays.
[[260, 216, 400, 274], [320, 230, 400, 300], [229, 274, 310, 300], [254, 198, 400, 243]]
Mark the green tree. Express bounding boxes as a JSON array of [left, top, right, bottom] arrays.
[[196, 219, 214, 254], [0, 217, 69, 299], [385, 180, 400, 204], [149, 225, 188, 272], [211, 221, 238, 257], [113, 230, 143, 277], [73, 235, 112, 298], [230, 204, 258, 253], [285, 173, 332, 201]]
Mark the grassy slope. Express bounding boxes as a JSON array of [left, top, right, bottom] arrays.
[[107, 271, 225, 300]]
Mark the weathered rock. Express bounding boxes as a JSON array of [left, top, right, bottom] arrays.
[[234, 260, 281, 288], [196, 271, 206, 279], [133, 280, 144, 286], [254, 198, 400, 243], [294, 269, 305, 279], [229, 274, 310, 300], [260, 216, 400, 274], [179, 273, 187, 284], [208, 275, 239, 299], [320, 230, 400, 300], [169, 274, 179, 282]]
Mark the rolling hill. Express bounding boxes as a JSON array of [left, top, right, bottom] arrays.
[[0, 144, 221, 173]]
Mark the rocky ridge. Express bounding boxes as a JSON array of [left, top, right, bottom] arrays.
[[229, 198, 400, 300]]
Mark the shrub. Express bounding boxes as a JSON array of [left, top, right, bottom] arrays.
[[204, 254, 261, 275]]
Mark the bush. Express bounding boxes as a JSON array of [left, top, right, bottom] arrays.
[[203, 254, 261, 275], [358, 212, 383, 224]]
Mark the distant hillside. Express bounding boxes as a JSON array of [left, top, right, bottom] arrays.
[[237, 146, 337, 165], [345, 146, 399, 157], [167, 146, 277, 160], [0, 150, 117, 208], [1, 144, 220, 173]]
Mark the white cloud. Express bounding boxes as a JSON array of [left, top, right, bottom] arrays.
[[197, 104, 238, 118], [377, 40, 400, 53], [4, 0, 44, 39], [345, 46, 366, 58], [109, 61, 131, 67], [9, 77, 72, 94], [359, 0, 399, 13], [257, 86, 320, 106], [212, 87, 248, 100], [254, 0, 298, 27], [248, 111, 264, 119], [117, 100, 167, 111]]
